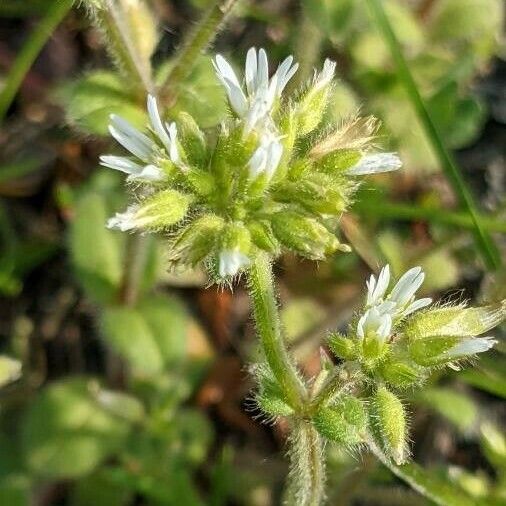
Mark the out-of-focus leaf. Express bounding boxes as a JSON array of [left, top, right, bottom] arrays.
[[21, 379, 138, 479], [69, 192, 123, 303], [416, 387, 478, 433], [419, 249, 459, 292], [159, 56, 227, 128], [481, 423, 506, 471], [173, 409, 213, 467], [101, 295, 188, 375], [137, 295, 188, 366], [0, 356, 22, 387], [460, 357, 506, 399], [281, 298, 326, 343], [302, 0, 357, 37], [59, 71, 145, 136], [70, 469, 132, 506], [101, 307, 165, 375], [0, 476, 30, 506], [370, 442, 476, 506]]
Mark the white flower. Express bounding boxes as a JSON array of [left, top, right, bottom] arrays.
[[364, 265, 432, 321], [106, 205, 139, 231], [247, 132, 283, 179], [101, 95, 183, 181], [357, 307, 392, 344], [347, 153, 402, 176], [446, 337, 497, 359], [219, 250, 250, 277], [213, 47, 298, 134]]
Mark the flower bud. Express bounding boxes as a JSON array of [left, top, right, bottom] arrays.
[[404, 302, 506, 339], [379, 359, 425, 388], [313, 149, 362, 174], [169, 214, 225, 266], [247, 221, 280, 254], [294, 60, 336, 136], [357, 308, 392, 362], [328, 333, 357, 361], [177, 112, 207, 168], [271, 211, 350, 259], [371, 386, 408, 465], [313, 396, 367, 445], [107, 190, 192, 232], [217, 223, 252, 278]]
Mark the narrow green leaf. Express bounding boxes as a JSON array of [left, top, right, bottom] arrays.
[[369, 442, 477, 506], [0, 0, 73, 122], [365, 0, 501, 271]]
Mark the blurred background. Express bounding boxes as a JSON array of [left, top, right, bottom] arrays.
[[0, 0, 505, 504]]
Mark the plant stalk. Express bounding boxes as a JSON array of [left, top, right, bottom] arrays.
[[160, 0, 240, 104], [0, 0, 73, 123], [365, 0, 501, 271], [247, 254, 306, 411], [285, 419, 326, 506]]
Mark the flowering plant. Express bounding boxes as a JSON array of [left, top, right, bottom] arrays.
[[101, 46, 505, 504]]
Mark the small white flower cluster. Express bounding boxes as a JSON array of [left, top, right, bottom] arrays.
[[358, 265, 432, 345]]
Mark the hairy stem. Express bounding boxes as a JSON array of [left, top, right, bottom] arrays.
[[160, 0, 240, 104], [285, 419, 326, 506], [93, 0, 154, 94], [247, 254, 306, 411]]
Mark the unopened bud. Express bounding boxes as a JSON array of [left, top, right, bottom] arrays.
[[372, 386, 408, 465], [271, 211, 350, 259], [404, 302, 506, 339], [328, 333, 357, 361], [247, 221, 280, 254], [379, 360, 424, 388], [177, 112, 207, 167]]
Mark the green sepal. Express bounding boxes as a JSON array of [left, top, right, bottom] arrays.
[[378, 358, 425, 388], [177, 111, 207, 168], [403, 302, 506, 339], [185, 167, 215, 197], [408, 335, 460, 366], [294, 86, 331, 136], [256, 376, 294, 417], [247, 221, 280, 254], [312, 396, 367, 444], [169, 214, 224, 266], [221, 222, 251, 254], [136, 189, 192, 231], [313, 148, 361, 174], [328, 332, 357, 361], [271, 211, 349, 259], [371, 386, 408, 465]]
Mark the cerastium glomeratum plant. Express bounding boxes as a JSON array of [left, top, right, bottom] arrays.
[[101, 48, 505, 505]]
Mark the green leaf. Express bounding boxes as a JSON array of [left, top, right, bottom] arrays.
[[0, 476, 30, 506], [370, 442, 476, 506], [59, 71, 145, 136], [101, 295, 188, 375], [101, 307, 165, 375], [416, 387, 478, 433], [21, 379, 138, 479], [70, 469, 132, 506], [69, 192, 123, 303], [459, 357, 506, 399], [173, 409, 213, 467], [302, 0, 357, 37]]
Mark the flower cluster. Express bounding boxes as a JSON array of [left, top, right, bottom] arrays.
[[329, 264, 503, 383], [101, 48, 402, 280]]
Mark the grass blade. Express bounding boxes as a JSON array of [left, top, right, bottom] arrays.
[[0, 0, 73, 123], [365, 0, 501, 271]]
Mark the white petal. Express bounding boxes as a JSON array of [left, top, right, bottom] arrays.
[[248, 146, 268, 178], [245, 47, 258, 95], [100, 155, 144, 175], [166, 122, 180, 165], [127, 164, 164, 182], [219, 250, 250, 277], [368, 265, 390, 305], [314, 59, 336, 90], [347, 153, 402, 176], [147, 94, 172, 153], [389, 267, 424, 306], [402, 297, 432, 317], [223, 76, 248, 117], [447, 337, 497, 358], [109, 115, 154, 162], [213, 54, 242, 89], [274, 55, 298, 96], [257, 48, 269, 90], [107, 206, 138, 231], [265, 140, 283, 179]]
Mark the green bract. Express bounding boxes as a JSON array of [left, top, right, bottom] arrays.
[[102, 48, 402, 280]]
